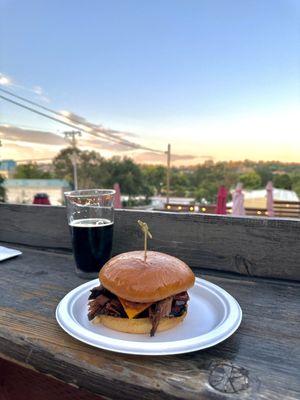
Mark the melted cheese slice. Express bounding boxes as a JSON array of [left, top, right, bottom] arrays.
[[119, 298, 153, 319]]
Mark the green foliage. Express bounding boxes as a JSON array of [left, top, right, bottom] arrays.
[[292, 181, 300, 197], [21, 150, 300, 205], [53, 148, 110, 189], [255, 165, 273, 186], [239, 171, 261, 189], [14, 163, 53, 179], [53, 147, 77, 183], [105, 157, 152, 197], [273, 174, 292, 190], [53, 149, 153, 197], [290, 172, 300, 197], [194, 181, 219, 203], [0, 174, 6, 202], [141, 165, 166, 195]]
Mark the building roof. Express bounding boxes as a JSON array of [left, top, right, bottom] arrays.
[[244, 188, 299, 202], [3, 179, 70, 188], [0, 160, 17, 171]]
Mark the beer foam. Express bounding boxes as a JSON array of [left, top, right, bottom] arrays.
[[69, 218, 113, 228]]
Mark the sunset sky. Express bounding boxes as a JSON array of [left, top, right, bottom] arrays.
[[0, 0, 299, 165]]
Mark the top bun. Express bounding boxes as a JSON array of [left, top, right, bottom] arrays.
[[99, 251, 195, 303]]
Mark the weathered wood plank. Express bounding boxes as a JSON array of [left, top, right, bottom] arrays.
[[0, 358, 106, 400], [0, 203, 300, 280], [0, 245, 299, 400]]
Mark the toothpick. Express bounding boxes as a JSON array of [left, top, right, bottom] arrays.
[[137, 220, 152, 262]]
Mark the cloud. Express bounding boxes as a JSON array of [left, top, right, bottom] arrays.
[[81, 137, 133, 152], [0, 125, 197, 164], [1, 141, 59, 161], [0, 124, 136, 152], [60, 110, 141, 145], [133, 151, 196, 164], [33, 86, 43, 96], [32, 86, 50, 103], [0, 125, 66, 145], [0, 72, 51, 103], [0, 73, 11, 85], [0, 125, 197, 165]]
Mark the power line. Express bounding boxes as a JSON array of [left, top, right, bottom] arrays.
[[0, 87, 127, 143], [0, 88, 164, 154], [0, 93, 142, 150], [0, 86, 128, 138], [0, 94, 86, 131], [0, 86, 62, 117]]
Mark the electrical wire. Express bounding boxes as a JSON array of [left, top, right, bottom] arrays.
[[0, 88, 165, 154]]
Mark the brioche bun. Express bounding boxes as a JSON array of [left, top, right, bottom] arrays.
[[92, 312, 187, 334], [99, 251, 195, 303]]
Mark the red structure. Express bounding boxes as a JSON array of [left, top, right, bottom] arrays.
[[216, 186, 228, 215], [113, 183, 122, 209], [33, 193, 51, 205]]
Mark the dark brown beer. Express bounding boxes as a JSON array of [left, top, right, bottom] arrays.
[[70, 218, 113, 274]]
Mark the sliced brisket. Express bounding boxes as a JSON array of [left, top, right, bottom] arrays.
[[88, 285, 190, 336], [149, 297, 173, 336], [88, 294, 110, 320], [104, 298, 124, 317]]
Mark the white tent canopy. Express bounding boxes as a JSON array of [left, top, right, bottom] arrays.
[[227, 188, 299, 208]]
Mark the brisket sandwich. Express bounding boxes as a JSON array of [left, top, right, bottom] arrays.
[[88, 251, 195, 336]]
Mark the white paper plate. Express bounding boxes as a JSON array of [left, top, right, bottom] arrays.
[[56, 277, 242, 355], [0, 246, 22, 261]]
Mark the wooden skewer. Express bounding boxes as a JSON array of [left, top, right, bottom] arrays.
[[137, 220, 152, 262]]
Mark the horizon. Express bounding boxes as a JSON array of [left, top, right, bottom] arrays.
[[2, 153, 300, 169], [0, 1, 299, 165]]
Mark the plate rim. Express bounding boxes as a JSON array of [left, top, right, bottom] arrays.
[[56, 277, 242, 355]]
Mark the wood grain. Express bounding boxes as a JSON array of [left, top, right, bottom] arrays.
[[0, 244, 299, 399], [0, 204, 300, 280]]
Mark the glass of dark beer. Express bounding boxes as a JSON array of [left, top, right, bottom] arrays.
[[65, 189, 115, 278]]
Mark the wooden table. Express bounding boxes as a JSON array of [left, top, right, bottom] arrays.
[[0, 204, 299, 399]]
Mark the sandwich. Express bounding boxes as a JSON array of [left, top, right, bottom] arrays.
[[88, 250, 195, 336]]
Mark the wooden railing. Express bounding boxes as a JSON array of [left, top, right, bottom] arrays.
[[164, 201, 300, 219], [0, 203, 299, 281], [274, 200, 300, 218]]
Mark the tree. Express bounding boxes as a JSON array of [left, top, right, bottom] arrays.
[[171, 170, 190, 197], [255, 165, 273, 186], [53, 147, 81, 185], [290, 172, 300, 197], [0, 174, 6, 202], [292, 181, 300, 197], [273, 174, 292, 190], [105, 157, 152, 197], [14, 163, 53, 179], [141, 165, 166, 195], [239, 171, 261, 189], [194, 181, 219, 203], [53, 147, 110, 189]]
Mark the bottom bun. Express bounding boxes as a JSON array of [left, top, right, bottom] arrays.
[[92, 312, 187, 334]]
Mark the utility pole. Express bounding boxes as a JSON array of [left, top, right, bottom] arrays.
[[165, 143, 171, 204], [64, 130, 81, 190]]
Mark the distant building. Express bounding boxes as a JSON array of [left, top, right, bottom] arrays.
[[227, 188, 299, 209], [150, 196, 195, 209], [4, 179, 71, 205], [0, 160, 16, 178]]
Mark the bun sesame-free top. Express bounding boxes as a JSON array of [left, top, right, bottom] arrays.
[[99, 251, 195, 303]]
